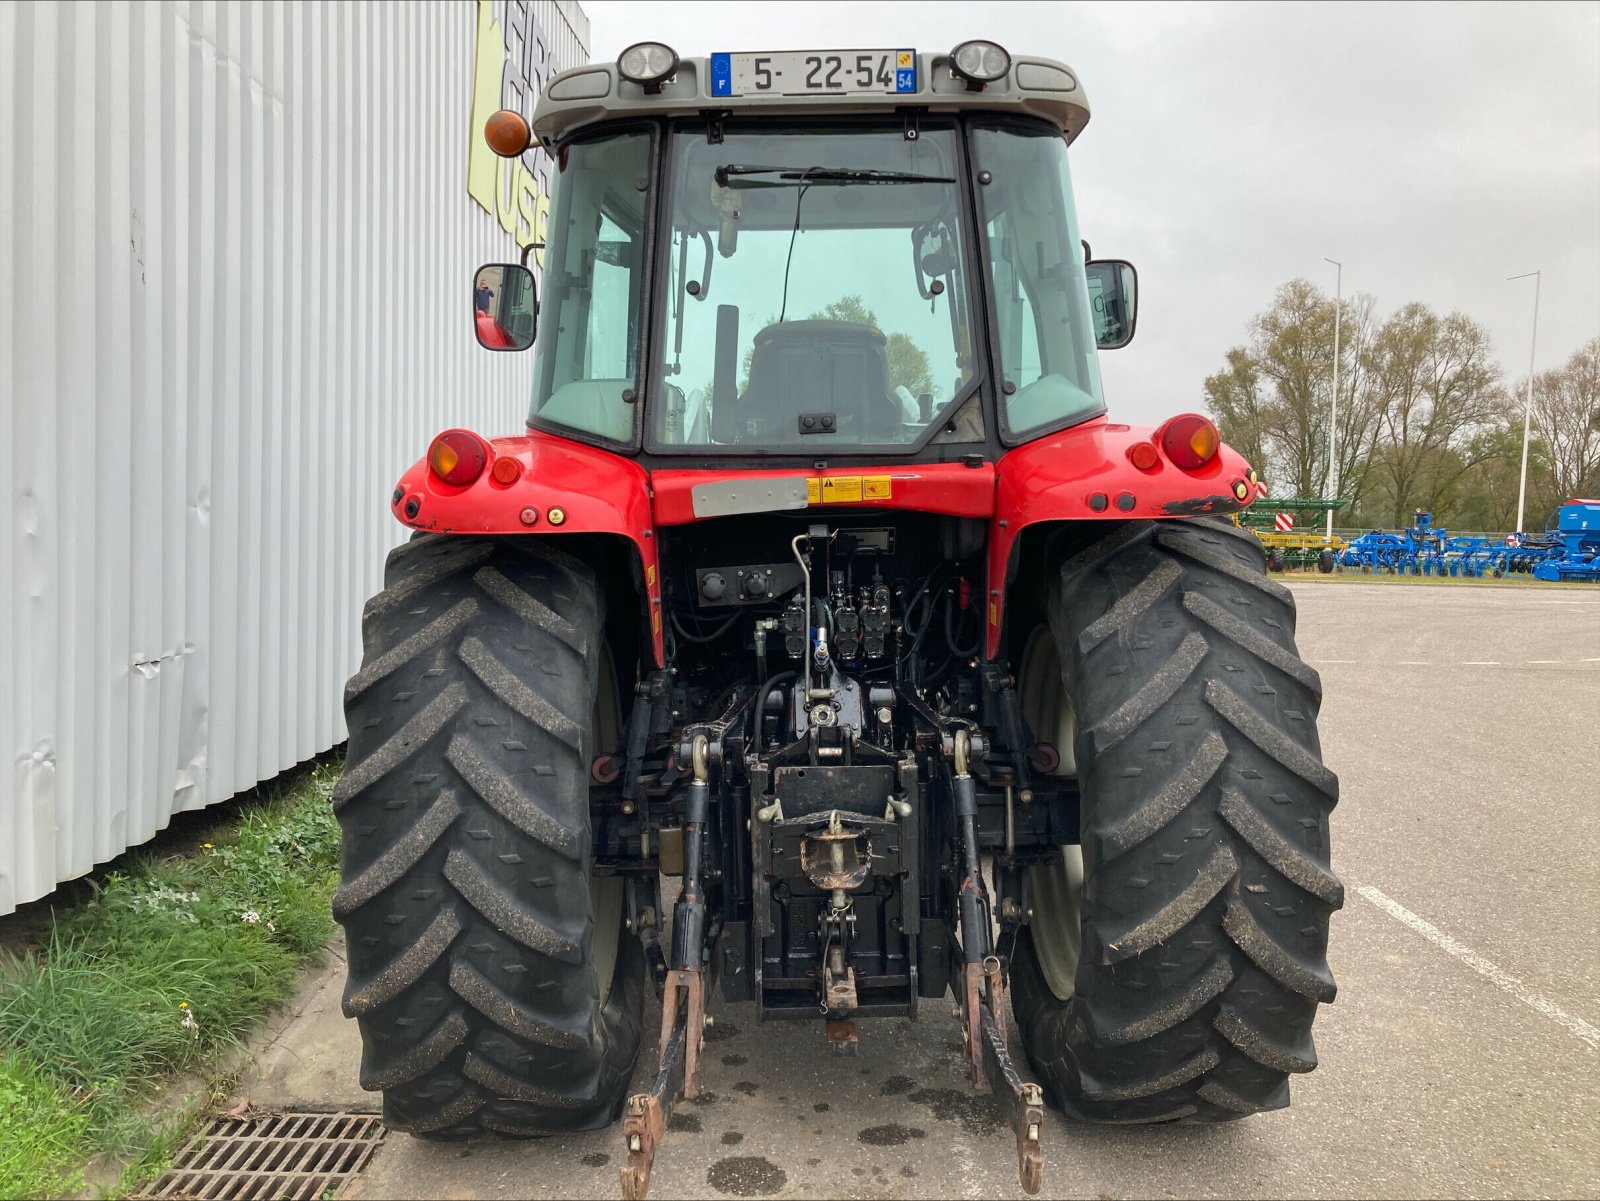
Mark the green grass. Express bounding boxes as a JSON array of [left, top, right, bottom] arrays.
[[0, 1053, 93, 1199], [0, 760, 343, 1199]]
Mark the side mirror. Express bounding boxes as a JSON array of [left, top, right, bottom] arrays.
[[472, 263, 537, 351], [1085, 259, 1137, 349]]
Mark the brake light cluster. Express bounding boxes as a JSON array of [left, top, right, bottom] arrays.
[[427, 430, 487, 486], [1161, 414, 1220, 470], [1126, 414, 1221, 473]]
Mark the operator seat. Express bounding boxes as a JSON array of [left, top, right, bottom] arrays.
[[726, 320, 900, 444]]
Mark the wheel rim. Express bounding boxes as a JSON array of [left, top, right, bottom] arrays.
[[1018, 627, 1084, 1003], [591, 645, 624, 1006]]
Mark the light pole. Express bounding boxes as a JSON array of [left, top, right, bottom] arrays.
[[1325, 258, 1342, 540], [1509, 270, 1541, 534]]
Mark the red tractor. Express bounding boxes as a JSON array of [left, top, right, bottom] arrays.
[[333, 40, 1339, 1198]]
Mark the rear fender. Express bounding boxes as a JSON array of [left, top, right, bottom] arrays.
[[392, 429, 664, 664], [986, 416, 1260, 658]]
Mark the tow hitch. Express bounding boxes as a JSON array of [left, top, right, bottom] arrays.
[[951, 730, 1048, 1196], [619, 1009, 687, 1201], [619, 723, 1049, 1200], [620, 737, 712, 1201]]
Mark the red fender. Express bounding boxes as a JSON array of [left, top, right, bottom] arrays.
[[984, 416, 1259, 658], [391, 418, 1258, 669], [391, 429, 664, 662]]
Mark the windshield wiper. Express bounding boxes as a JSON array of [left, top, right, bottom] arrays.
[[714, 164, 955, 187]]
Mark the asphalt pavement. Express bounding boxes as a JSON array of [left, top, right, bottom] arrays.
[[245, 579, 1600, 1201]]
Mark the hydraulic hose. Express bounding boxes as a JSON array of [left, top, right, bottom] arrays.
[[943, 592, 979, 658], [754, 671, 798, 749], [669, 608, 742, 644]]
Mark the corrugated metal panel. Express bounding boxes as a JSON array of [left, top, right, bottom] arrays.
[[0, 0, 588, 914]]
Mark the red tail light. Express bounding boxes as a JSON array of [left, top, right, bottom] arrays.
[[1127, 441, 1160, 471], [428, 430, 489, 486], [1161, 415, 1221, 471]]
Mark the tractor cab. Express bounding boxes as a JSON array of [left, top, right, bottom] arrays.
[[476, 41, 1136, 463]]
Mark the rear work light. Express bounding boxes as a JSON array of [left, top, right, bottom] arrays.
[[428, 430, 489, 486], [950, 40, 1011, 86], [618, 42, 678, 88], [1161, 414, 1221, 471]]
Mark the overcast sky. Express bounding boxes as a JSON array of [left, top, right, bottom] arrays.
[[584, 0, 1600, 425]]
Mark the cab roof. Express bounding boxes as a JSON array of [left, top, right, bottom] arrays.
[[531, 49, 1091, 149]]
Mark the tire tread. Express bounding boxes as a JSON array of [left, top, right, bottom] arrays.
[[1012, 517, 1340, 1123]]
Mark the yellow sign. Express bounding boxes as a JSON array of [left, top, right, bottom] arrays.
[[806, 476, 893, 504], [897, 51, 914, 68], [468, 0, 552, 260]]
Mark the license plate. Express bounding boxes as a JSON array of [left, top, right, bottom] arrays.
[[710, 50, 917, 98]]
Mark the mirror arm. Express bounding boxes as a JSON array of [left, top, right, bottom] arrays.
[[910, 223, 933, 301], [695, 230, 714, 299], [519, 241, 545, 269]]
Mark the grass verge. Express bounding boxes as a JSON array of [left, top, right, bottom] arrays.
[[0, 760, 343, 1199]]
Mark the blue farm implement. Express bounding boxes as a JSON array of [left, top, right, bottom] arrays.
[[1339, 511, 1455, 575], [1531, 500, 1600, 581], [1338, 504, 1600, 580]]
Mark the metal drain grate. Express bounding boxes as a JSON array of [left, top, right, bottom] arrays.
[[138, 1111, 385, 1200]]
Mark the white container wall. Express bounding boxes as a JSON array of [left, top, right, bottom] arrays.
[[0, 0, 589, 914]]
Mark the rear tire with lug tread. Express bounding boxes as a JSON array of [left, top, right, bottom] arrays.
[[333, 534, 643, 1136], [1011, 517, 1341, 1122]]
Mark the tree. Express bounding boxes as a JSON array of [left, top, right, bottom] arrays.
[[1526, 336, 1600, 502], [1363, 304, 1501, 527], [1450, 406, 1552, 533], [1202, 282, 1380, 508], [1203, 347, 1271, 477], [1248, 279, 1331, 498], [1202, 280, 1588, 533]]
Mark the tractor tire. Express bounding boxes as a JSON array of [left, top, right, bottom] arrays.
[[1011, 518, 1341, 1122], [332, 534, 643, 1137], [1317, 549, 1335, 574]]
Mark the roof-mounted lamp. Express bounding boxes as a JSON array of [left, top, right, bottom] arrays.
[[949, 40, 1010, 89]]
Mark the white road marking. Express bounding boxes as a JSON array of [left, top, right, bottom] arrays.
[[1461, 661, 1499, 665], [1355, 884, 1600, 1052], [1397, 660, 1429, 665], [1527, 660, 1559, 664]]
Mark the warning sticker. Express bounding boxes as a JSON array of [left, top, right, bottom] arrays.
[[821, 477, 863, 503], [807, 476, 892, 504], [646, 564, 657, 588]]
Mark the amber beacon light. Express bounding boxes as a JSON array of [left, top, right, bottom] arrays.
[[484, 109, 532, 159]]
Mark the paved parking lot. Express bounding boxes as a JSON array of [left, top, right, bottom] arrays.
[[255, 580, 1600, 1201]]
